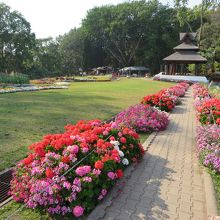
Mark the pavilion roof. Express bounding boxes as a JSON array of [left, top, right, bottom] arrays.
[[163, 51, 207, 63], [174, 42, 199, 51]]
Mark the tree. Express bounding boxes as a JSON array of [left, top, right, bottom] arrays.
[[59, 28, 84, 74], [200, 8, 220, 72], [0, 3, 35, 73], [31, 38, 62, 76], [174, 0, 220, 45], [81, 0, 180, 73], [82, 1, 149, 67]]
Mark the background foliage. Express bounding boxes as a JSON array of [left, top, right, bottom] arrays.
[[0, 0, 220, 77]]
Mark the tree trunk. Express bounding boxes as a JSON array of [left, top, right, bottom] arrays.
[[198, 0, 204, 47]]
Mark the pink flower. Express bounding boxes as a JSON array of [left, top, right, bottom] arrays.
[[73, 205, 84, 217], [67, 145, 79, 154], [82, 177, 92, 182], [92, 169, 101, 176], [63, 181, 71, 190], [82, 147, 89, 153], [103, 130, 109, 136], [107, 172, 115, 180], [98, 195, 103, 200], [110, 136, 115, 141], [118, 132, 122, 137], [101, 189, 107, 196], [75, 165, 91, 176]]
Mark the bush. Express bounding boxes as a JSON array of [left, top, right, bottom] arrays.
[[0, 73, 29, 84], [115, 104, 169, 132], [196, 125, 220, 172], [192, 83, 210, 99], [141, 82, 189, 112], [10, 120, 144, 218], [141, 94, 175, 112], [195, 98, 220, 125]]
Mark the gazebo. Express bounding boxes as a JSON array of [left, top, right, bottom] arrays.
[[162, 33, 207, 75]]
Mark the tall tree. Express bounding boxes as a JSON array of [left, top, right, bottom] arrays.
[[0, 3, 35, 73], [59, 28, 85, 74], [81, 0, 180, 73]]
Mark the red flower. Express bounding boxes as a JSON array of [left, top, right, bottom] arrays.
[[116, 169, 123, 178], [46, 168, 55, 179], [216, 118, 220, 125], [94, 160, 104, 170], [120, 137, 126, 144], [62, 156, 70, 163], [23, 154, 34, 165]]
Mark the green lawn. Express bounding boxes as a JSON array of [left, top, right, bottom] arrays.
[[0, 78, 174, 171]]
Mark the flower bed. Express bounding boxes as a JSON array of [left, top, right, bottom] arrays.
[[10, 120, 144, 218], [193, 84, 220, 125], [195, 98, 220, 125], [192, 83, 210, 99], [196, 125, 220, 172], [0, 85, 68, 94], [115, 104, 169, 132], [193, 83, 220, 209], [141, 82, 189, 112]]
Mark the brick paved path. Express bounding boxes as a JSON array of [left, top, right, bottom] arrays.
[[89, 89, 207, 220]]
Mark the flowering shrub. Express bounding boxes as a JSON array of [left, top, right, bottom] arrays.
[[196, 125, 220, 172], [192, 83, 210, 99], [193, 83, 220, 125], [168, 82, 190, 97], [193, 84, 220, 175], [141, 94, 176, 112], [141, 82, 189, 112], [10, 120, 144, 218], [195, 98, 220, 125], [115, 104, 169, 132]]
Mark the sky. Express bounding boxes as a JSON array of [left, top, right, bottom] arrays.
[[2, 0, 202, 39]]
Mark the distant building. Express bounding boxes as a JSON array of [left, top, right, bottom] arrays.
[[120, 66, 150, 77]]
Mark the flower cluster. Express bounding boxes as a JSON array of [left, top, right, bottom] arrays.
[[141, 82, 189, 112], [193, 84, 220, 175], [195, 98, 220, 125], [193, 84, 220, 125], [10, 120, 144, 218], [115, 104, 169, 132], [0, 85, 68, 94], [192, 83, 210, 99], [196, 125, 220, 172]]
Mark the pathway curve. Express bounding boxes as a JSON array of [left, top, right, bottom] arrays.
[[88, 89, 207, 220]]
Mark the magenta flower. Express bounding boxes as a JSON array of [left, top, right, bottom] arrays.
[[73, 205, 84, 217], [107, 172, 115, 180], [75, 165, 91, 176]]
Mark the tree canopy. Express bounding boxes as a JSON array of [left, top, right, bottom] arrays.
[[0, 3, 35, 73], [0, 0, 220, 77]]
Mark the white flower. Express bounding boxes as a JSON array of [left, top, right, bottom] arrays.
[[114, 145, 120, 151], [118, 151, 124, 157], [122, 158, 129, 166], [110, 140, 120, 146]]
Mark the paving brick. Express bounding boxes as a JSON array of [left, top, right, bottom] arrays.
[[192, 200, 206, 212], [178, 211, 192, 220], [179, 202, 192, 214], [123, 199, 138, 211]]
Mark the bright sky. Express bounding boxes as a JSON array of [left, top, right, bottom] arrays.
[[2, 0, 201, 39]]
